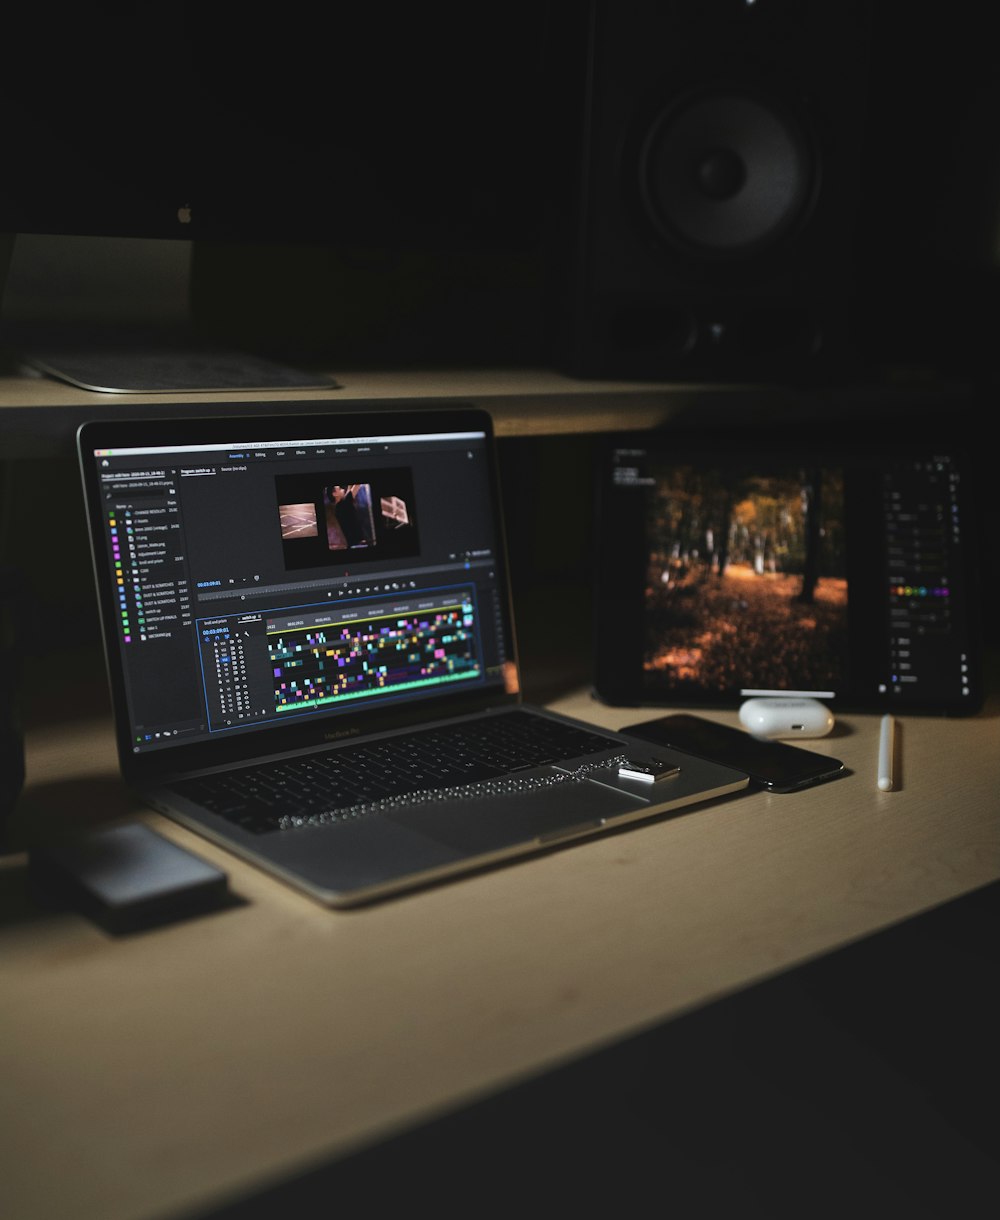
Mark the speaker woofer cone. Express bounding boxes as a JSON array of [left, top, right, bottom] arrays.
[[640, 90, 815, 255]]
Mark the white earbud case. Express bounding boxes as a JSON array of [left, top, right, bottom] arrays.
[[738, 697, 835, 739]]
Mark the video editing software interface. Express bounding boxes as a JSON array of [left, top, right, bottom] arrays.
[[605, 441, 979, 711], [88, 425, 513, 754]]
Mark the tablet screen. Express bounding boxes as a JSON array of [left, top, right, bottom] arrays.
[[593, 431, 983, 715]]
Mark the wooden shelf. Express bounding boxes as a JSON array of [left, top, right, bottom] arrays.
[[0, 365, 973, 458]]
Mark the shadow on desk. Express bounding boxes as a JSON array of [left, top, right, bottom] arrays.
[[196, 881, 999, 1219], [3, 777, 137, 857]]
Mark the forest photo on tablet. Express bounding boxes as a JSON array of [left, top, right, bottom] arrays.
[[642, 459, 849, 695]]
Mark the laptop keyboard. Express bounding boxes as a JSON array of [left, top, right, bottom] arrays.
[[172, 710, 624, 834]]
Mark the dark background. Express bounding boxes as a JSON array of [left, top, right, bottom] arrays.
[[2, 3, 999, 381]]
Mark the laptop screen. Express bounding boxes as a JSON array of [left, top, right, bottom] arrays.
[[78, 408, 519, 772]]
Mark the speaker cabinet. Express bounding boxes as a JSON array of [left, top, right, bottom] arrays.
[[560, 0, 871, 381]]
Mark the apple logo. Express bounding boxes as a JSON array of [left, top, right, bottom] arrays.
[[177, 203, 192, 225]]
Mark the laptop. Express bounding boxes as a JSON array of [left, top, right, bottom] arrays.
[[77, 405, 748, 907]]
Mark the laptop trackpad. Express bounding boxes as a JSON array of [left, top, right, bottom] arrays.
[[386, 779, 640, 853]]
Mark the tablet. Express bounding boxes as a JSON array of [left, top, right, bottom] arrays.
[[592, 430, 983, 715]]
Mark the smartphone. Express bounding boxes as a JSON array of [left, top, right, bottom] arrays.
[[620, 713, 846, 793]]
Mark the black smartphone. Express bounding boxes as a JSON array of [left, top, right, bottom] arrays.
[[620, 713, 846, 793]]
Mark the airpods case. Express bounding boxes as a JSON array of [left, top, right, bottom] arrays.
[[738, 697, 834, 739]]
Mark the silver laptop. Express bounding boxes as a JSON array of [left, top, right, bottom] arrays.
[[77, 405, 748, 907]]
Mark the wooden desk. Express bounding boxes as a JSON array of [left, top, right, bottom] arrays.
[[1, 368, 996, 1215], [3, 656, 998, 1220]]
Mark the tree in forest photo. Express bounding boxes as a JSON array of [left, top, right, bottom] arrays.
[[642, 460, 849, 696]]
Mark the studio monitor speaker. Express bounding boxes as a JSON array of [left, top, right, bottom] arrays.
[[559, 0, 871, 382]]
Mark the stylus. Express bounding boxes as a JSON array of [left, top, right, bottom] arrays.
[[877, 714, 895, 791]]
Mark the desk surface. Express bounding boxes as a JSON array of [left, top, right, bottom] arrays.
[[3, 657, 998, 1220]]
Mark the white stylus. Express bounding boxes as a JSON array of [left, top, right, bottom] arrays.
[[877, 714, 895, 791]]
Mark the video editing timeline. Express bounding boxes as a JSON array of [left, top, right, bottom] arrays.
[[198, 588, 484, 732], [882, 455, 972, 699]]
